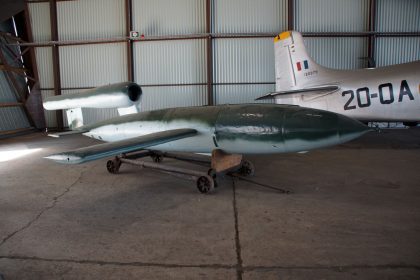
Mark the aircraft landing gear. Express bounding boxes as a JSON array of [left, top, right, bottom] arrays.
[[106, 158, 121, 174]]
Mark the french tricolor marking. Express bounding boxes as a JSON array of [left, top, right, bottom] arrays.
[[297, 60, 309, 71]]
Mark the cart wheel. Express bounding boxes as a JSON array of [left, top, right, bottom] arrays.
[[196, 175, 215, 194], [107, 158, 121, 174], [239, 160, 255, 176], [151, 154, 163, 163]]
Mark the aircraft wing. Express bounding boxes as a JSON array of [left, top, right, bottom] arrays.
[[44, 128, 197, 164], [255, 85, 339, 100]]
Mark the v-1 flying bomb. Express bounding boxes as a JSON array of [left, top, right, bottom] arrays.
[[43, 83, 369, 193]]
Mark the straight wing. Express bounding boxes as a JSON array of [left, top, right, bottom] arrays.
[[44, 128, 197, 164], [255, 85, 339, 100]]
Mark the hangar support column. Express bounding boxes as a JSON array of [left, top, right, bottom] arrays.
[[49, 0, 63, 130]]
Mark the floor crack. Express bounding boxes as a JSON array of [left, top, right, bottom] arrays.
[[232, 178, 243, 280], [0, 255, 235, 270], [0, 169, 86, 248]]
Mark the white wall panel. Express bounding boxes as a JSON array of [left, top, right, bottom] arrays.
[[214, 0, 287, 33], [141, 86, 207, 111], [295, 0, 368, 32], [375, 37, 420, 67], [134, 39, 207, 85], [28, 2, 51, 42], [132, 0, 205, 36], [60, 43, 127, 88], [57, 0, 125, 41], [376, 0, 420, 32], [35, 47, 54, 88], [304, 37, 368, 69], [213, 38, 274, 83], [214, 84, 274, 105]]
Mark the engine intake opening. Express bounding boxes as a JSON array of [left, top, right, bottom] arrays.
[[127, 84, 142, 102]]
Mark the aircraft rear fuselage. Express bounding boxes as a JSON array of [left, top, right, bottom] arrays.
[[311, 61, 420, 122]]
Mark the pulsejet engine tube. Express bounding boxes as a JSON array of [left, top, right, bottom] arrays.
[[43, 82, 142, 129], [43, 82, 142, 110]]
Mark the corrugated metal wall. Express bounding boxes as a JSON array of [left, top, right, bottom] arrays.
[[134, 39, 207, 111], [295, 0, 368, 32], [57, 0, 125, 40], [375, 0, 420, 66], [134, 40, 207, 85], [28, 0, 127, 127], [132, 0, 206, 36], [25, 0, 419, 129], [375, 37, 420, 67], [132, 0, 207, 112], [212, 0, 286, 104], [27, 2, 51, 42], [0, 72, 30, 133], [304, 37, 368, 69], [376, 0, 420, 32], [295, 0, 369, 69], [60, 43, 127, 88], [213, 38, 275, 103], [0, 21, 31, 134], [214, 0, 287, 33]]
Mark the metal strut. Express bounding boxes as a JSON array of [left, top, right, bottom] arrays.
[[107, 154, 216, 194]]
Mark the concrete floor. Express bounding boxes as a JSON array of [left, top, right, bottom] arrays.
[[0, 129, 419, 279]]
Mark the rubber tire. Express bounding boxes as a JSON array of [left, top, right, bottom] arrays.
[[107, 159, 121, 174], [151, 154, 163, 163], [239, 160, 255, 176], [196, 175, 215, 194]]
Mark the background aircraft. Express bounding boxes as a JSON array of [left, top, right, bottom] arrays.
[[43, 83, 369, 193], [256, 31, 420, 126]]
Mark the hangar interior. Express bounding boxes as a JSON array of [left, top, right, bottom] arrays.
[[1, 0, 419, 134], [0, 0, 420, 279]]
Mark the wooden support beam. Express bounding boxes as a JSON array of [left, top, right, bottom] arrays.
[[0, 102, 23, 108], [206, 0, 213, 105], [368, 0, 377, 68], [287, 0, 294, 30], [49, 0, 63, 130], [125, 0, 134, 82]]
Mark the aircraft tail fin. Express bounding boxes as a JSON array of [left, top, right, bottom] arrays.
[[274, 31, 330, 91]]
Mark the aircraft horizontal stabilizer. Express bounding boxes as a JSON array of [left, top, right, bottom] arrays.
[[44, 128, 197, 164], [47, 129, 89, 138], [255, 85, 339, 100]]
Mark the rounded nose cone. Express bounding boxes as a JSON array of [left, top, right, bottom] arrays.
[[282, 107, 370, 152], [336, 114, 371, 142]]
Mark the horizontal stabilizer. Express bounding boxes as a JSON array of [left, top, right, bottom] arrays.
[[44, 128, 197, 164], [47, 129, 89, 138], [255, 85, 339, 100]]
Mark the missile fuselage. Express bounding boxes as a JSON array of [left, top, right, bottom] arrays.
[[81, 104, 369, 154]]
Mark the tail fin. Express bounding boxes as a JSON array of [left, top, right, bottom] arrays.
[[274, 31, 330, 91]]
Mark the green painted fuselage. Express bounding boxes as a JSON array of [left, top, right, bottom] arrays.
[[81, 104, 368, 154]]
